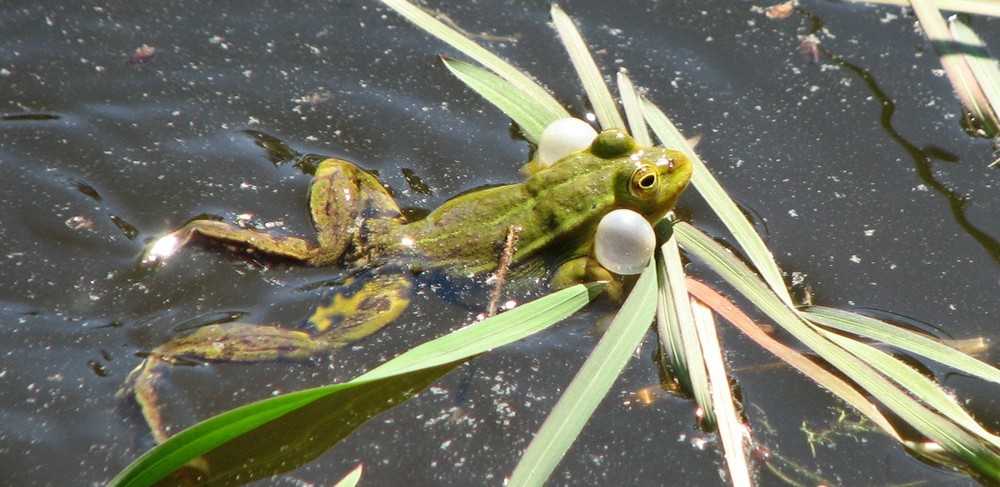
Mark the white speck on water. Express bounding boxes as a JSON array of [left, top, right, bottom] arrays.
[[850, 255, 861, 263], [790, 271, 806, 286]]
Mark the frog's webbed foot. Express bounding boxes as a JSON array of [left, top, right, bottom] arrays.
[[118, 322, 334, 443]]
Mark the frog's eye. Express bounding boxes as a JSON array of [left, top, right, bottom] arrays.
[[629, 165, 658, 197], [591, 129, 636, 159]]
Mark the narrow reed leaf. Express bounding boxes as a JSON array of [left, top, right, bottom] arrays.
[[641, 98, 793, 306], [380, 0, 569, 124], [616, 70, 651, 145], [657, 237, 713, 425], [654, 241, 691, 394], [442, 57, 557, 143], [803, 306, 1000, 385], [911, 0, 999, 134], [949, 18, 1000, 136], [359, 282, 605, 382], [550, 4, 626, 130], [690, 298, 753, 487], [510, 265, 658, 487]]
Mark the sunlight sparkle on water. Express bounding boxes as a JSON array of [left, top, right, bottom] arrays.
[[144, 234, 180, 264]]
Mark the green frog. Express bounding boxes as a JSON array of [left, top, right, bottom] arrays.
[[121, 128, 691, 443]]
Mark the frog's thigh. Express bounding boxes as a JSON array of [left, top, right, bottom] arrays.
[[308, 272, 413, 347], [121, 322, 331, 443], [149, 219, 318, 262], [552, 256, 622, 300], [310, 159, 405, 258]]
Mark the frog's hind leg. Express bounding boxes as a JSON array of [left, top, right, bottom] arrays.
[[119, 322, 332, 444], [119, 271, 413, 443], [307, 270, 413, 345], [309, 158, 406, 264]]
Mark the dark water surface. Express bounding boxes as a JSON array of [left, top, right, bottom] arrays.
[[1, 1, 998, 485]]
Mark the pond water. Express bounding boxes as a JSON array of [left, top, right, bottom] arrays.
[[1, 0, 998, 485]]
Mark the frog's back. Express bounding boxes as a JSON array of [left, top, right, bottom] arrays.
[[378, 152, 618, 278]]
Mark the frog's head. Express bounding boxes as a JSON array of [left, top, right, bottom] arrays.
[[590, 129, 692, 224]]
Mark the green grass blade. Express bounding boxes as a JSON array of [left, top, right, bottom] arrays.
[[185, 366, 455, 485], [949, 18, 1000, 136], [110, 283, 603, 487], [509, 265, 658, 487], [911, 0, 999, 135], [379, 0, 569, 128], [550, 4, 625, 130], [690, 298, 752, 487], [442, 57, 558, 143], [654, 242, 691, 393], [803, 306, 1000, 385], [616, 70, 651, 145], [359, 282, 605, 382], [847, 0, 1000, 17], [656, 237, 713, 425], [641, 98, 793, 306], [112, 385, 346, 487]]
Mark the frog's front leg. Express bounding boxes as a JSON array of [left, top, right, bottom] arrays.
[[120, 271, 413, 443], [551, 256, 624, 301]]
